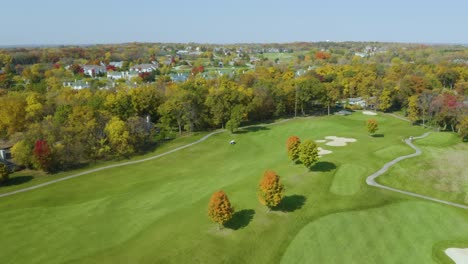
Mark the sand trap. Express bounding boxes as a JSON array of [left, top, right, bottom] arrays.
[[363, 111, 377, 116], [315, 140, 327, 143], [318, 147, 332, 157], [324, 136, 357, 147], [445, 248, 468, 264]]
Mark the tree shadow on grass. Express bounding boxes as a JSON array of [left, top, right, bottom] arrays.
[[225, 209, 255, 230], [310, 161, 336, 172], [372, 134, 385, 138], [236, 126, 270, 134], [275, 195, 307, 212], [0, 176, 33, 187]]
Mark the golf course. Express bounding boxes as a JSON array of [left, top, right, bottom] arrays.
[[0, 112, 467, 264]]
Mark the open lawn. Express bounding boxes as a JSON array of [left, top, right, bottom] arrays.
[[0, 113, 466, 264], [378, 132, 468, 205]]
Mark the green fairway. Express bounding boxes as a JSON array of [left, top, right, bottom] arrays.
[[281, 201, 468, 264], [378, 132, 468, 205], [0, 113, 466, 264]]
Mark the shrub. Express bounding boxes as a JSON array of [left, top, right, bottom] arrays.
[[299, 140, 319, 168]]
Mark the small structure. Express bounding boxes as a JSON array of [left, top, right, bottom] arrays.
[[229, 140, 236, 145], [0, 141, 15, 171]]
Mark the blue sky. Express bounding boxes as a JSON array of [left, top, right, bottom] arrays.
[[1, 0, 467, 45]]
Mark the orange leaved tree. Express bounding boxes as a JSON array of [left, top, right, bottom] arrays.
[[286, 136, 301, 161], [208, 190, 234, 229], [258, 170, 285, 210]]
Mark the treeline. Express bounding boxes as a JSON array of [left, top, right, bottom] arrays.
[[0, 52, 467, 172]]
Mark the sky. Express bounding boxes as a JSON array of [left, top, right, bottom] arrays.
[[1, 0, 467, 45]]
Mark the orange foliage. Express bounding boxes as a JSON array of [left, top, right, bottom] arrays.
[[207, 190, 234, 226], [315, 51, 331, 60], [258, 170, 285, 208], [286, 136, 301, 161]]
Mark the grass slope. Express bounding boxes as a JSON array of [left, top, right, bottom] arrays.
[[0, 113, 465, 264], [281, 201, 468, 264], [378, 132, 468, 205]]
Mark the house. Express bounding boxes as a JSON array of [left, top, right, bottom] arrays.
[[107, 71, 126, 80], [109, 61, 124, 69], [63, 80, 90, 90], [107, 71, 140, 81], [170, 73, 189, 82], [0, 141, 15, 171], [82, 65, 107, 77], [129, 63, 159, 73], [347, 97, 367, 107]]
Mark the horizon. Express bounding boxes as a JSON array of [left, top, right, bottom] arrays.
[[2, 0, 468, 46]]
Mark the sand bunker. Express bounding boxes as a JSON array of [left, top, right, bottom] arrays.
[[324, 136, 357, 147], [445, 248, 468, 264], [315, 140, 327, 143], [363, 111, 377, 116], [318, 147, 332, 157]]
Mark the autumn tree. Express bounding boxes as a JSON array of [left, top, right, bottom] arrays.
[[286, 136, 301, 161], [0, 163, 9, 184], [258, 170, 285, 209], [378, 89, 392, 112], [105, 117, 134, 158], [367, 119, 379, 135], [207, 190, 234, 229], [298, 140, 319, 169], [32, 139, 52, 172]]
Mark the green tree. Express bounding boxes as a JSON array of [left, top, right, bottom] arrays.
[[286, 136, 301, 161], [226, 105, 245, 133], [299, 140, 319, 169], [11, 140, 33, 168], [457, 116, 468, 141], [258, 170, 285, 209], [208, 190, 234, 229], [407, 95, 419, 124], [0, 163, 9, 184], [367, 119, 379, 135]]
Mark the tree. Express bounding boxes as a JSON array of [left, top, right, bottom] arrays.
[[0, 163, 9, 184], [407, 95, 419, 124], [457, 116, 468, 141], [104, 117, 134, 158], [298, 140, 319, 168], [32, 139, 52, 172], [378, 89, 392, 112], [226, 105, 245, 133], [11, 140, 33, 168], [286, 136, 301, 161], [207, 190, 234, 229], [367, 119, 379, 135], [258, 170, 285, 209]]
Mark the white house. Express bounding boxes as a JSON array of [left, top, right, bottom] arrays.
[[63, 80, 90, 90], [129, 63, 158, 73], [109, 61, 124, 68], [82, 65, 107, 77]]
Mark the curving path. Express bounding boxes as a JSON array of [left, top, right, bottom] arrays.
[[366, 132, 468, 210], [0, 118, 292, 199]]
